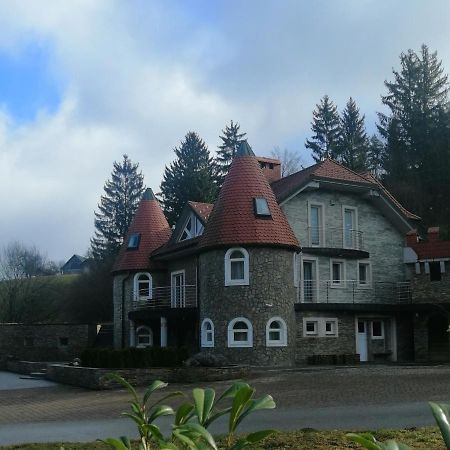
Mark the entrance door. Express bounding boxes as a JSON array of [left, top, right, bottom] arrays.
[[357, 320, 368, 361], [428, 314, 450, 362]]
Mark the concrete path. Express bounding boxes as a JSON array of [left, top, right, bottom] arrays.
[[0, 371, 56, 390], [1, 365, 450, 445]]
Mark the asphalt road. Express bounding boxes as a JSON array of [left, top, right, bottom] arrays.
[[1, 365, 450, 446]]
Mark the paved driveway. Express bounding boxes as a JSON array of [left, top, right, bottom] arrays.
[[1, 365, 450, 445], [0, 371, 56, 390]]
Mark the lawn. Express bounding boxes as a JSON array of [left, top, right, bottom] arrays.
[[0, 427, 445, 450]]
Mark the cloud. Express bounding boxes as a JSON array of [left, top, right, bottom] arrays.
[[0, 0, 450, 260]]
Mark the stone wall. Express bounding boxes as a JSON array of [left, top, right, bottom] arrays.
[[47, 364, 250, 389], [0, 323, 96, 362], [295, 311, 356, 364], [411, 272, 450, 303], [199, 247, 297, 367]]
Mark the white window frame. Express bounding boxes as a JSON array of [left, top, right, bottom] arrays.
[[227, 317, 253, 348], [293, 252, 300, 287], [171, 270, 186, 307], [225, 247, 249, 286], [308, 201, 325, 247], [266, 317, 288, 347], [133, 272, 152, 301], [371, 320, 385, 340], [330, 259, 346, 288], [301, 256, 319, 303], [357, 260, 372, 288], [201, 318, 214, 348], [303, 317, 339, 337], [342, 205, 358, 249], [179, 213, 204, 242], [135, 326, 153, 348]]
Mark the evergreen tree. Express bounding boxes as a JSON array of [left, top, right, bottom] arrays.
[[160, 132, 218, 226], [367, 134, 386, 178], [91, 155, 145, 259], [305, 95, 341, 162], [379, 44, 450, 224], [216, 120, 246, 186], [337, 98, 369, 171]]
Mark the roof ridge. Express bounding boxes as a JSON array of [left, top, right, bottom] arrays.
[[316, 158, 372, 184]]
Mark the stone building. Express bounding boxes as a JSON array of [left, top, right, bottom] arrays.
[[112, 141, 431, 366], [404, 227, 450, 362]]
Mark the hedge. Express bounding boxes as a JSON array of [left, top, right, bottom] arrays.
[[80, 347, 189, 368]]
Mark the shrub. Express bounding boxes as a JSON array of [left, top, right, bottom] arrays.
[[80, 347, 189, 368]]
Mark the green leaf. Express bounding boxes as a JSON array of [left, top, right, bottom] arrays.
[[122, 412, 145, 427], [175, 402, 195, 425], [430, 402, 450, 449], [148, 404, 175, 423], [204, 406, 231, 428], [175, 423, 218, 450], [245, 429, 277, 443], [98, 437, 131, 450], [236, 394, 276, 429], [193, 388, 216, 425], [347, 433, 384, 450], [143, 380, 168, 405], [217, 382, 250, 403], [229, 385, 254, 433], [106, 374, 138, 403]]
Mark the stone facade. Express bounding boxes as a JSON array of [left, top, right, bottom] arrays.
[[199, 247, 297, 366], [0, 323, 96, 362]]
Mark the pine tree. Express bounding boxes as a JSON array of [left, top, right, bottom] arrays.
[[305, 95, 341, 162], [379, 44, 450, 224], [91, 155, 145, 259], [216, 120, 246, 186], [337, 98, 369, 171], [160, 132, 218, 226], [367, 134, 385, 178]]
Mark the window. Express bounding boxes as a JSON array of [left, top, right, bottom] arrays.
[[330, 260, 345, 287], [302, 258, 318, 303], [293, 253, 299, 287], [127, 233, 141, 249], [266, 317, 287, 346], [429, 262, 442, 281], [371, 320, 384, 339], [136, 326, 153, 348], [308, 203, 324, 246], [303, 317, 339, 337], [171, 270, 185, 307], [225, 248, 249, 286], [134, 273, 152, 301], [358, 261, 371, 287], [179, 214, 204, 241], [254, 197, 271, 217], [58, 337, 69, 347], [228, 317, 253, 347], [343, 206, 358, 249], [201, 319, 214, 348]]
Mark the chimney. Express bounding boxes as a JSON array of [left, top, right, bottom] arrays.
[[406, 229, 419, 246], [256, 156, 282, 183], [427, 227, 440, 242]]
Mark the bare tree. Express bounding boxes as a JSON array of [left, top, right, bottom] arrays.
[[271, 147, 303, 177]]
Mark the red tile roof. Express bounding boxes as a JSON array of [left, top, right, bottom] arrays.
[[113, 190, 171, 272], [360, 172, 420, 221], [407, 227, 450, 259], [188, 201, 214, 223], [199, 151, 300, 251]]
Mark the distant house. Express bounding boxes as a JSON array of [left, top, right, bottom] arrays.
[[112, 141, 430, 366], [61, 255, 89, 275]]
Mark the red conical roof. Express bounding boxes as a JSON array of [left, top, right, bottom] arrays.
[[199, 143, 300, 251], [113, 189, 171, 272]]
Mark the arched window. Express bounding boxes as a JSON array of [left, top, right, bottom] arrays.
[[133, 272, 152, 301], [266, 317, 287, 347], [136, 326, 153, 348], [201, 318, 214, 348], [227, 317, 253, 347], [224, 248, 249, 286]]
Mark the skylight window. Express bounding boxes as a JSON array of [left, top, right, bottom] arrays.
[[127, 233, 141, 249], [254, 198, 271, 217]]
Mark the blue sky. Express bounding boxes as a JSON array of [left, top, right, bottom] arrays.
[[0, 0, 450, 261]]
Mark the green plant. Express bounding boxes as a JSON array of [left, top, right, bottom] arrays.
[[348, 402, 450, 450], [100, 374, 276, 450]]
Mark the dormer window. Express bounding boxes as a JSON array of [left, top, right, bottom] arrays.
[[179, 214, 204, 241], [254, 198, 271, 217], [127, 233, 141, 249]]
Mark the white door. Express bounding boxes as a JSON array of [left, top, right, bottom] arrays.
[[357, 320, 368, 362], [171, 271, 185, 308]]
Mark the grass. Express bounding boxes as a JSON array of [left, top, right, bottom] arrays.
[[0, 427, 445, 450]]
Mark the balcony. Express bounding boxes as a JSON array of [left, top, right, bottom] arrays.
[[304, 226, 367, 258], [300, 280, 411, 304], [131, 285, 197, 311]]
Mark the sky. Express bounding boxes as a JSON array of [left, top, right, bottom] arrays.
[[1, 0, 450, 262]]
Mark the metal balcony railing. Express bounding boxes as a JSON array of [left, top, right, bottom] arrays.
[[131, 285, 197, 310], [300, 280, 412, 304], [306, 226, 365, 251]]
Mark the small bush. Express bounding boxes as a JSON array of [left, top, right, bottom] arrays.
[[80, 347, 189, 368]]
